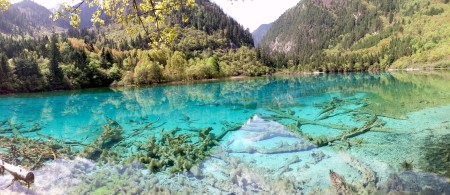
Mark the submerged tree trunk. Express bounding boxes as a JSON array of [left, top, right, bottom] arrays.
[[0, 158, 34, 187]]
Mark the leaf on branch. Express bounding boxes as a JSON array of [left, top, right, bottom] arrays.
[[0, 0, 11, 12], [91, 10, 105, 26], [70, 13, 81, 28], [50, 0, 197, 47]]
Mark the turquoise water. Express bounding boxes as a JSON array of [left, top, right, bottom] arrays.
[[1, 71, 450, 194]]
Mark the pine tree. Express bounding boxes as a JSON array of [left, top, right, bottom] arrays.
[[100, 47, 114, 69], [48, 33, 65, 90], [0, 52, 7, 81]]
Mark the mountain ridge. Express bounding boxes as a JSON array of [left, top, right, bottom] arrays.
[[252, 22, 272, 47], [0, 0, 114, 37], [259, 0, 450, 71], [0, 0, 70, 36]]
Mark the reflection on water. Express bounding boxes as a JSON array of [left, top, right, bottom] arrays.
[[0, 71, 450, 194]]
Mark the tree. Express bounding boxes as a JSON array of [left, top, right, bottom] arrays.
[[87, 60, 111, 87], [0, 0, 10, 12], [206, 56, 220, 74], [0, 52, 7, 80], [134, 61, 163, 84], [70, 49, 88, 71], [165, 51, 186, 80], [388, 12, 394, 24], [38, 36, 49, 58], [14, 54, 40, 81], [51, 0, 196, 47], [13, 53, 45, 92], [100, 47, 114, 69], [0, 52, 13, 92], [48, 33, 65, 89], [0, 0, 197, 45], [66, 49, 90, 87]]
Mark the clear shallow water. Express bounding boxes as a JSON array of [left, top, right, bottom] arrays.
[[1, 71, 450, 194]]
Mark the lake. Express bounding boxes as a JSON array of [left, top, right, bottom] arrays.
[[1, 71, 449, 194]]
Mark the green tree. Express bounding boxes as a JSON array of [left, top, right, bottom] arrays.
[[0, 52, 8, 81], [48, 33, 65, 90], [0, 0, 197, 46], [134, 61, 163, 84], [388, 12, 394, 24], [87, 60, 110, 87], [13, 53, 45, 92], [100, 47, 114, 69], [165, 51, 187, 80], [186, 58, 217, 80], [65, 49, 89, 88], [52, 0, 196, 47], [70, 49, 88, 72], [206, 56, 220, 74], [14, 54, 40, 80], [147, 62, 163, 83], [0, 52, 13, 92]]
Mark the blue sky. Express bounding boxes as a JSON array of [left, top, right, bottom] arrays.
[[13, 0, 300, 32]]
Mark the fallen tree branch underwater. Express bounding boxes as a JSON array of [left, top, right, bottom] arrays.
[[0, 158, 34, 188]]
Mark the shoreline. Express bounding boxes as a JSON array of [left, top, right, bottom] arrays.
[[1, 68, 450, 96], [273, 67, 450, 76], [387, 67, 450, 71]]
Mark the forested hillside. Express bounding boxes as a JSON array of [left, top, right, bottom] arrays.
[[259, 0, 450, 71], [0, 0, 69, 37], [0, 0, 267, 94]]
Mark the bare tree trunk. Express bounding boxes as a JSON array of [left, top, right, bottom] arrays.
[[0, 158, 34, 187]]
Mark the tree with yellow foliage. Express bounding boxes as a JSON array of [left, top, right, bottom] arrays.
[[0, 0, 196, 46], [0, 0, 10, 12]]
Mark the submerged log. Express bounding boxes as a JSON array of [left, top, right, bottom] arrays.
[[268, 108, 350, 130], [0, 158, 35, 187], [216, 122, 242, 141], [0, 122, 41, 136], [314, 116, 381, 147], [228, 141, 315, 154]]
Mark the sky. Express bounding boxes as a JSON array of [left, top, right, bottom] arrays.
[[11, 0, 68, 10], [12, 0, 300, 32], [210, 0, 299, 32]]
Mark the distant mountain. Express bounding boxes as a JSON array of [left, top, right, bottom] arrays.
[[259, 0, 382, 55], [0, 0, 113, 37], [252, 23, 272, 46], [71, 3, 111, 29], [0, 0, 70, 36], [259, 0, 450, 70], [97, 0, 254, 48], [184, 0, 254, 47], [98, 0, 250, 50]]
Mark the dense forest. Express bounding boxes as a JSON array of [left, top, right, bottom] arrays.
[[0, 0, 69, 36], [0, 0, 267, 94], [258, 0, 450, 72]]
